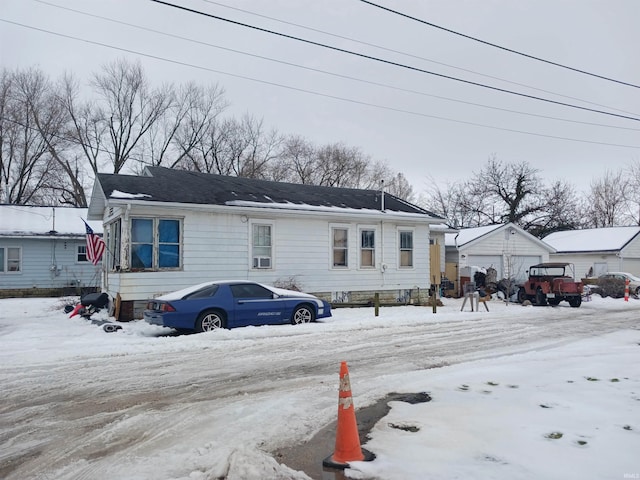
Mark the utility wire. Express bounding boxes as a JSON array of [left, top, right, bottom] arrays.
[[200, 0, 639, 117], [30, 0, 640, 132], [150, 0, 640, 123], [1, 19, 639, 149], [359, 0, 640, 90]]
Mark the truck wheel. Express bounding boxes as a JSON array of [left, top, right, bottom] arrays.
[[569, 296, 582, 308], [536, 289, 548, 306], [517, 288, 528, 304], [548, 298, 561, 306]]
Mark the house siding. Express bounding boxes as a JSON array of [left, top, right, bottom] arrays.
[[0, 237, 101, 291], [550, 252, 640, 278], [104, 206, 432, 318]]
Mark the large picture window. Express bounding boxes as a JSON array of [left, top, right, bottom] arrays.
[[131, 218, 181, 270], [252, 224, 272, 269], [0, 247, 21, 273], [399, 230, 413, 267], [360, 229, 375, 268], [332, 228, 348, 267]]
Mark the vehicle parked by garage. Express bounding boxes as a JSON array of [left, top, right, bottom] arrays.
[[144, 281, 332, 332], [517, 263, 583, 307]]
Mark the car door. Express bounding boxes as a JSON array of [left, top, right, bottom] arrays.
[[230, 283, 287, 326]]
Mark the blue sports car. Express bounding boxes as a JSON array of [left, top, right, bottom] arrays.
[[144, 281, 332, 333]]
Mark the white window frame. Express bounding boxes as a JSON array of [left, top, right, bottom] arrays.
[[77, 244, 88, 263], [251, 221, 274, 270], [359, 227, 376, 269], [398, 229, 414, 268], [130, 217, 183, 271], [0, 246, 22, 274], [331, 225, 350, 269]]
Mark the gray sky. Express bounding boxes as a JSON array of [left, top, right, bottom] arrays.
[[2, 0, 639, 196]]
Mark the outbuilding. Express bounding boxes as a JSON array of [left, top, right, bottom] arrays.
[[543, 226, 640, 278], [445, 223, 555, 294]]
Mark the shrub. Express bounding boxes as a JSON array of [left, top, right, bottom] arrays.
[[596, 277, 625, 298]]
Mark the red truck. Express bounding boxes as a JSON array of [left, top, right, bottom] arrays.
[[517, 263, 583, 307]]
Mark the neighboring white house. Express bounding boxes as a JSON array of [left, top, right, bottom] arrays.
[[0, 205, 103, 296], [543, 226, 640, 278], [445, 223, 555, 292], [87, 167, 444, 320]]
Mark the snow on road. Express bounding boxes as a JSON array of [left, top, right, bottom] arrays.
[[0, 296, 639, 479]]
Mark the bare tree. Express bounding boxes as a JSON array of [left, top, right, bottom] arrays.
[[0, 68, 58, 204], [91, 59, 173, 173], [140, 82, 228, 171], [586, 170, 629, 227], [624, 159, 640, 225]]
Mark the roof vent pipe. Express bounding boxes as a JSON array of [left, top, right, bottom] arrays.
[[380, 179, 385, 212]]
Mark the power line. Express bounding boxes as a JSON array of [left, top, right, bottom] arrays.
[[200, 0, 639, 117], [359, 0, 640, 90], [149, 0, 640, 123], [29, 1, 640, 133]]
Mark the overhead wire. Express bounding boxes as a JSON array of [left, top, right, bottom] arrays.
[[149, 0, 640, 123], [0, 20, 639, 151], [28, 0, 640, 133], [359, 0, 640, 90], [199, 0, 639, 117]]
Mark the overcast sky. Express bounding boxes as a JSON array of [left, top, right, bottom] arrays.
[[2, 0, 639, 196]]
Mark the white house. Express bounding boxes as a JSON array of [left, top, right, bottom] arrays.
[[445, 223, 555, 292], [87, 167, 444, 320], [0, 205, 103, 296], [543, 226, 640, 278]]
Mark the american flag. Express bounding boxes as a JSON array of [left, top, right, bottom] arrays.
[[83, 220, 105, 266]]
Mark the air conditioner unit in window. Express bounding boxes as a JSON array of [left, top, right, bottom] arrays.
[[253, 256, 271, 269]]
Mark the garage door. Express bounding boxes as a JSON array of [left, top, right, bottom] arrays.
[[467, 255, 503, 279], [509, 255, 541, 282]]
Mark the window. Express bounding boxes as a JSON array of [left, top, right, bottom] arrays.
[[77, 245, 88, 262], [130, 217, 181, 270], [399, 231, 413, 267], [360, 229, 375, 268], [107, 219, 121, 270], [0, 247, 21, 273], [252, 224, 272, 269], [332, 228, 348, 267], [230, 283, 274, 299]]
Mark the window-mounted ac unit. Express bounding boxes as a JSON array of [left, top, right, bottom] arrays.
[[253, 256, 271, 269]]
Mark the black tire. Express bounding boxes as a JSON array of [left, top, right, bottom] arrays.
[[548, 298, 561, 306], [517, 288, 528, 304], [291, 304, 315, 325], [196, 309, 226, 332], [535, 289, 548, 306], [569, 296, 582, 308]]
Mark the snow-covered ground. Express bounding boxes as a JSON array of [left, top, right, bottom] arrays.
[[1, 295, 639, 479]]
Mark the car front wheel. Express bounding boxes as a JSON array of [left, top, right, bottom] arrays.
[[196, 310, 226, 332], [291, 305, 315, 325]]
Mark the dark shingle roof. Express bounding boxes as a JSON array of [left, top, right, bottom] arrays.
[[96, 167, 440, 217]]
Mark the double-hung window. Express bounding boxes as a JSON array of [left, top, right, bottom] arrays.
[[360, 229, 375, 268], [252, 224, 272, 269], [77, 245, 88, 262], [131, 218, 181, 270], [0, 247, 21, 273], [399, 230, 413, 268], [332, 227, 349, 267]]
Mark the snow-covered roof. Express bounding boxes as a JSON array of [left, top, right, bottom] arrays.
[[0, 205, 102, 237], [445, 224, 503, 247], [543, 226, 640, 253]]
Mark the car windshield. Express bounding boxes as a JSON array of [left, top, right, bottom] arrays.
[[531, 266, 566, 276]]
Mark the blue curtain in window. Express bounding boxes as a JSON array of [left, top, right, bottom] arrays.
[[159, 220, 180, 268]]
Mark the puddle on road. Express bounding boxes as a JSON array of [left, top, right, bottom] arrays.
[[272, 392, 431, 480]]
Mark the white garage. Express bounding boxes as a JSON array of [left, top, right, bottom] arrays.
[[446, 223, 555, 295]]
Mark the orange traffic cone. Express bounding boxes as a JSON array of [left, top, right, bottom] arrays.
[[323, 361, 375, 470]]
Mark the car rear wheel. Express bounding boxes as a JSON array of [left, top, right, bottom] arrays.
[[568, 296, 582, 308], [291, 305, 315, 325], [517, 287, 528, 304], [196, 310, 226, 332], [548, 298, 561, 306]]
